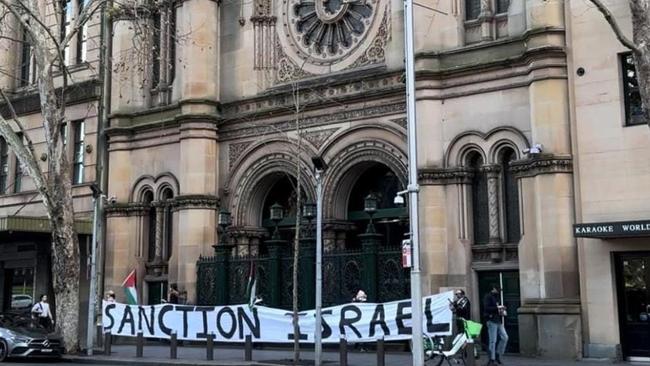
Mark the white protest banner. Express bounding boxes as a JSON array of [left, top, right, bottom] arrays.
[[102, 291, 453, 343]]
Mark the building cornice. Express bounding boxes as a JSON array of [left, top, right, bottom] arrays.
[[170, 194, 220, 212], [418, 167, 474, 185], [510, 154, 573, 178], [0, 79, 101, 118]]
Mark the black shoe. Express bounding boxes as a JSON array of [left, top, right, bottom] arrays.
[[495, 355, 502, 365], [485, 360, 496, 366]]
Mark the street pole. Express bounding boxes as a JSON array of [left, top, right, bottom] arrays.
[[87, 196, 100, 355], [314, 169, 323, 366], [403, 0, 423, 363]]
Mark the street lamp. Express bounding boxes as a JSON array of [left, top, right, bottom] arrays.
[[302, 202, 317, 222], [270, 203, 284, 240], [364, 193, 378, 233], [86, 183, 105, 355], [311, 155, 327, 366]]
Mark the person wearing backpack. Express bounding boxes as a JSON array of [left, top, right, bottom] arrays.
[[31, 294, 54, 331]]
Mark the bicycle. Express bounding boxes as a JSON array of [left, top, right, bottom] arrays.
[[423, 318, 482, 366]]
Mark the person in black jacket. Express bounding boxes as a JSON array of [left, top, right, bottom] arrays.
[[450, 289, 471, 333], [483, 285, 508, 365]]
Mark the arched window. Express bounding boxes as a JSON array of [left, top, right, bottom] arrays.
[[141, 190, 156, 262], [468, 152, 489, 244], [500, 148, 520, 243], [161, 188, 174, 261]]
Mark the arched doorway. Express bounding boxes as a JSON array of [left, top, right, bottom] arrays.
[[345, 163, 407, 249]]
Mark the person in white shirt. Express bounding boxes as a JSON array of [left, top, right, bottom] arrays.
[[31, 294, 54, 330]]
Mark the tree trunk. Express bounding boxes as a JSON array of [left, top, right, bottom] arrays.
[[49, 208, 81, 353], [629, 0, 650, 124]]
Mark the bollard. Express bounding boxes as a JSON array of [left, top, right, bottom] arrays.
[[339, 336, 348, 366], [465, 341, 476, 366], [244, 334, 253, 361], [103, 333, 111, 355], [206, 333, 214, 361], [96, 325, 103, 348], [170, 332, 178, 359], [376, 337, 385, 366], [136, 332, 144, 358]]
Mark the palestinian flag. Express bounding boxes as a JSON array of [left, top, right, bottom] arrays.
[[245, 262, 257, 309], [122, 269, 138, 305]]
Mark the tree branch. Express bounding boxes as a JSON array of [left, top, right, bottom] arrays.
[[587, 0, 640, 52], [0, 88, 40, 161]]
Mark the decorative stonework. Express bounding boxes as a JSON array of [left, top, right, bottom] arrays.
[[221, 102, 405, 140], [229, 141, 254, 168], [389, 117, 407, 129], [471, 243, 518, 264], [275, 45, 315, 83], [418, 167, 474, 185], [510, 155, 573, 178], [223, 71, 403, 118], [349, 10, 390, 69], [484, 165, 501, 243], [170, 195, 220, 211], [276, 0, 388, 76], [105, 202, 150, 217], [301, 127, 339, 149]]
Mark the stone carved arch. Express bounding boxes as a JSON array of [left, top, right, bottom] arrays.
[[226, 139, 318, 227], [446, 127, 529, 167], [322, 139, 407, 219], [130, 172, 180, 202]]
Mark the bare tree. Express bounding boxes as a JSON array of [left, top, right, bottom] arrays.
[[587, 0, 650, 124]]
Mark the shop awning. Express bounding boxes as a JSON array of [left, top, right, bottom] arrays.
[[0, 216, 93, 235], [573, 219, 650, 239]]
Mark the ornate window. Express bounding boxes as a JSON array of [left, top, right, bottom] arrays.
[[19, 27, 36, 87], [160, 188, 174, 261], [464, 0, 509, 44], [621, 53, 645, 126], [0, 138, 8, 194], [72, 120, 85, 184], [151, 2, 176, 106], [13, 133, 23, 193], [76, 0, 87, 63], [467, 151, 489, 244], [142, 190, 156, 262], [500, 147, 520, 243], [496, 0, 509, 14], [465, 0, 481, 20], [61, 0, 73, 65]]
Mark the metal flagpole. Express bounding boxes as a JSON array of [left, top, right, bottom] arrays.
[[403, 0, 423, 363], [314, 168, 323, 366]]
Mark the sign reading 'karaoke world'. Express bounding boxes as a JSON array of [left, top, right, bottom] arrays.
[[102, 291, 453, 343]]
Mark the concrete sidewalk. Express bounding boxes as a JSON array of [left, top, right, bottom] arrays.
[[63, 344, 631, 366]]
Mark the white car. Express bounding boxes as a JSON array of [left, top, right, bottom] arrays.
[[10, 295, 32, 310]]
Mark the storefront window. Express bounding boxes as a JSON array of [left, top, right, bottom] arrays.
[[9, 267, 35, 311]]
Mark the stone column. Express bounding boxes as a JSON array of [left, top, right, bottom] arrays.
[[483, 165, 502, 244], [517, 2, 581, 357], [323, 227, 336, 253], [479, 0, 494, 41], [110, 12, 149, 113], [174, 0, 220, 102], [154, 203, 164, 262]]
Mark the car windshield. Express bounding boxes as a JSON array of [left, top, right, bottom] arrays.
[[0, 313, 51, 335]]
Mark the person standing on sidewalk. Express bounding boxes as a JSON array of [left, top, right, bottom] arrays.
[[483, 285, 508, 366], [31, 294, 54, 331]]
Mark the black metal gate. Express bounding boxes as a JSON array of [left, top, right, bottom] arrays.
[[197, 241, 410, 309]]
